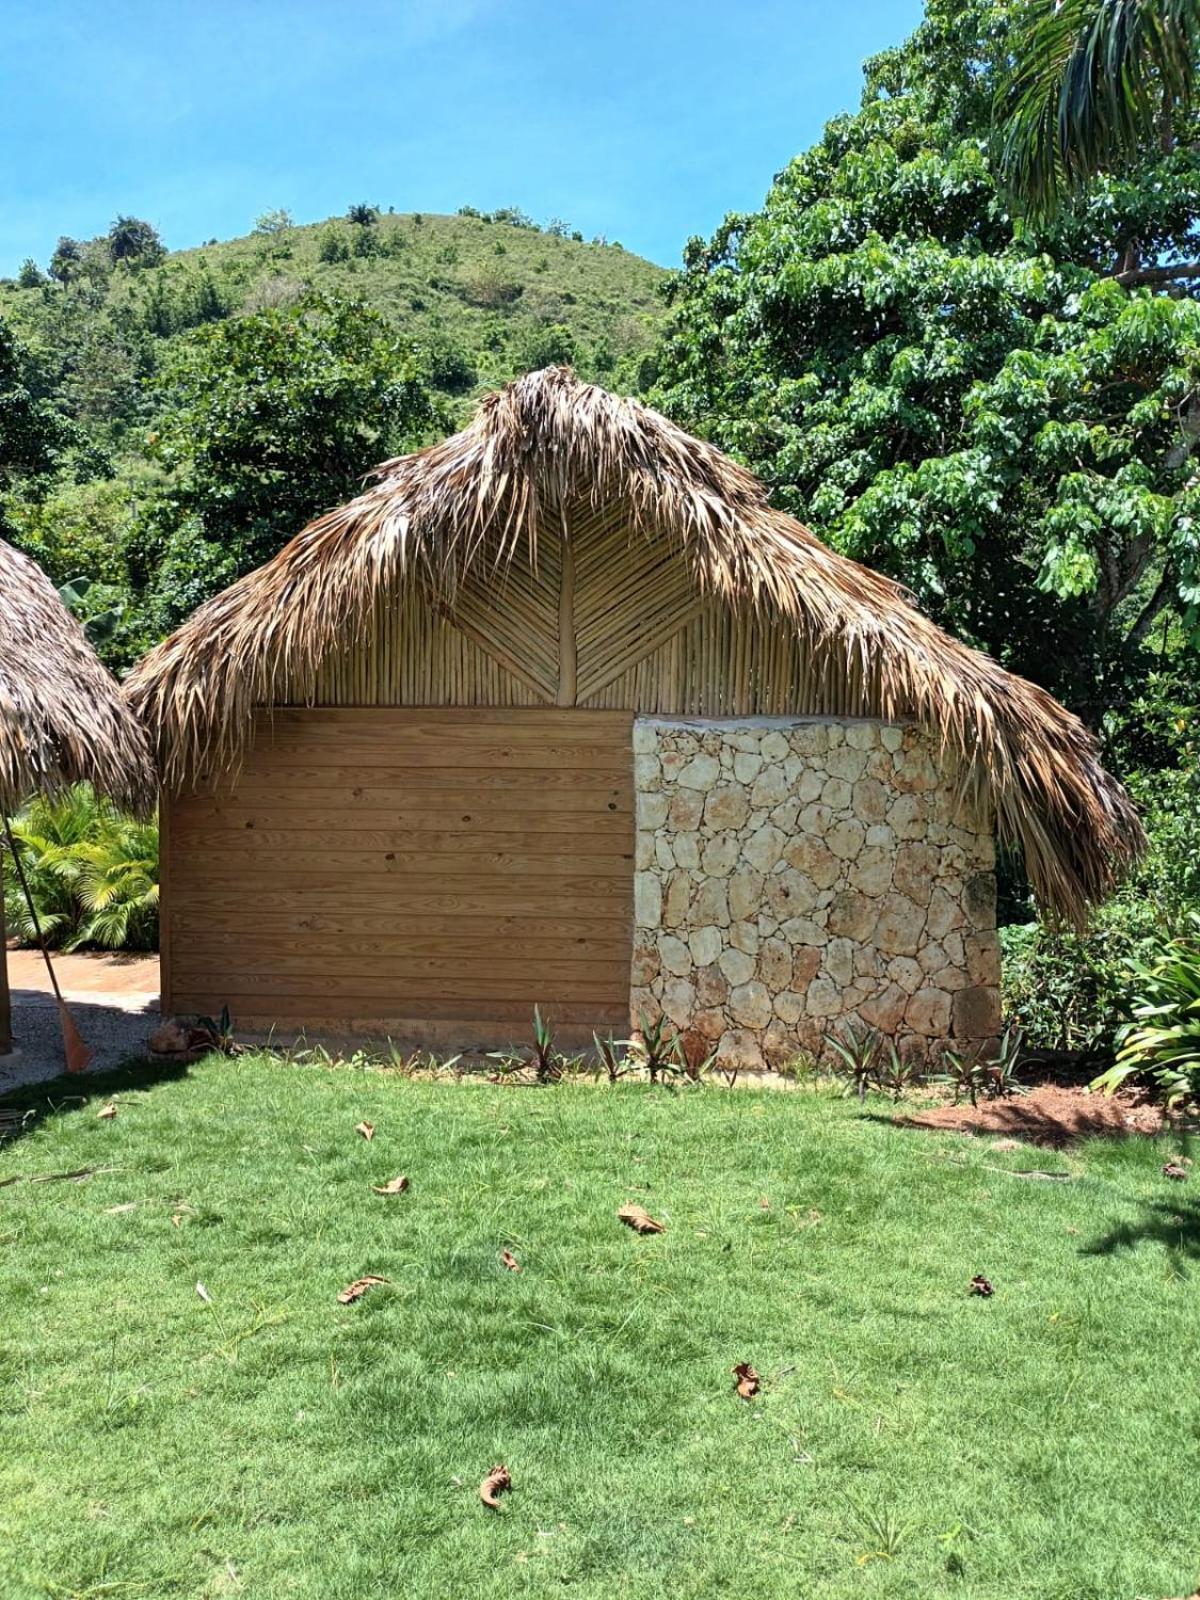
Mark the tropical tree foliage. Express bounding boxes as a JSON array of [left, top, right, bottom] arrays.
[[106, 216, 166, 266], [0, 317, 79, 486], [147, 293, 445, 578], [996, 0, 1200, 217], [1092, 913, 1200, 1102], [651, 0, 1200, 721], [1, 786, 159, 952]]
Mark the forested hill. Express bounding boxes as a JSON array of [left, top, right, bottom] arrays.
[[0, 208, 667, 667], [1, 208, 667, 441]]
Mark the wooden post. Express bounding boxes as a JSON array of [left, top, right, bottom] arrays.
[[0, 844, 11, 1054], [157, 791, 171, 1019]]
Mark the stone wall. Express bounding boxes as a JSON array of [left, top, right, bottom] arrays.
[[630, 717, 1001, 1071]]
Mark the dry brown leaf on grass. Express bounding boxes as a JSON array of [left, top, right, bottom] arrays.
[[371, 1174, 409, 1195], [96, 1103, 118, 1121], [618, 1204, 665, 1235], [733, 1362, 760, 1399], [337, 1275, 389, 1304], [1163, 1161, 1189, 1181], [969, 1274, 994, 1297], [355, 1121, 375, 1141], [479, 1464, 512, 1509], [499, 1249, 521, 1272]]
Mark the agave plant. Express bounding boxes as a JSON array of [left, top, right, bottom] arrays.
[[940, 1028, 1026, 1107], [593, 1031, 630, 1084], [633, 1012, 686, 1084], [530, 1006, 562, 1084], [827, 1022, 883, 1103], [1093, 917, 1200, 1106]]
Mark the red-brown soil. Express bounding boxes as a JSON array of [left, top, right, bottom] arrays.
[[898, 1084, 1168, 1147]]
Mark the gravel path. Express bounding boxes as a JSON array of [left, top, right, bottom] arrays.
[[0, 992, 158, 1095]]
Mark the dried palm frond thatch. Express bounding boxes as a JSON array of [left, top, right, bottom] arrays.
[[0, 540, 156, 815], [125, 367, 1143, 926]]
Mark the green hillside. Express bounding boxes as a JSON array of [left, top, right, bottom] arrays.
[[0, 209, 668, 667], [1, 209, 667, 442]]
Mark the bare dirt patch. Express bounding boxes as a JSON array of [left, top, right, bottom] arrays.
[[898, 1084, 1167, 1147]]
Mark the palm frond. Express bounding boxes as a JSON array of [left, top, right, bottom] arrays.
[[1, 787, 159, 952], [996, 0, 1200, 216]]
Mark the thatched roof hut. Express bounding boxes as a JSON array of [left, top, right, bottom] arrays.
[[0, 541, 155, 815], [127, 368, 1141, 1061], [0, 538, 156, 1051]]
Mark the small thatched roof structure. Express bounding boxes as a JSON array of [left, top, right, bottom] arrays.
[[0, 539, 156, 816], [126, 367, 1142, 926]]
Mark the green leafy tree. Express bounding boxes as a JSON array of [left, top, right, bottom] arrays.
[[253, 208, 293, 235], [651, 0, 1200, 719], [317, 226, 351, 263], [514, 321, 576, 372], [0, 317, 78, 487], [48, 235, 83, 282], [346, 203, 379, 226], [107, 215, 165, 266], [148, 293, 446, 576], [0, 318, 89, 546]]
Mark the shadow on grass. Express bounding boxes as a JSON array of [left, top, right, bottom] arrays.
[[0, 1054, 193, 1150], [873, 1102, 1167, 1150], [1082, 1199, 1200, 1269]]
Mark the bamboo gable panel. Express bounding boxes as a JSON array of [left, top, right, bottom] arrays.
[[311, 584, 549, 708], [298, 497, 891, 718], [579, 601, 890, 718]]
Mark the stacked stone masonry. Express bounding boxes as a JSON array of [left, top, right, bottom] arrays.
[[630, 717, 1002, 1072]]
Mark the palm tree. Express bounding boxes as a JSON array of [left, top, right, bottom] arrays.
[[996, 0, 1200, 221], [2, 787, 159, 952]]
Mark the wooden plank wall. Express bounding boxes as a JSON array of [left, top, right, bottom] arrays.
[[165, 708, 635, 1044]]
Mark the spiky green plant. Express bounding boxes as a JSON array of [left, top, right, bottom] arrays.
[[634, 1013, 686, 1084], [593, 1032, 630, 1084], [828, 1022, 884, 1103]]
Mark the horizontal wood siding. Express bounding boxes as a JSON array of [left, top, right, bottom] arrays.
[[166, 708, 634, 1044]]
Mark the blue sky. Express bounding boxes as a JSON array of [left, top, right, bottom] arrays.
[[1, 0, 922, 276]]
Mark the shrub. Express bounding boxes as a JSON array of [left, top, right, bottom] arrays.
[[253, 209, 293, 236], [1093, 917, 1200, 1106], [2, 786, 158, 952], [1002, 713, 1200, 1054], [514, 322, 576, 371], [316, 228, 350, 263]]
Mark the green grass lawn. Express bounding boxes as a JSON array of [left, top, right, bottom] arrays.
[[1, 1057, 1198, 1600]]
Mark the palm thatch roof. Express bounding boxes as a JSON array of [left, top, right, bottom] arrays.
[[0, 539, 156, 815], [125, 366, 1143, 926]]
